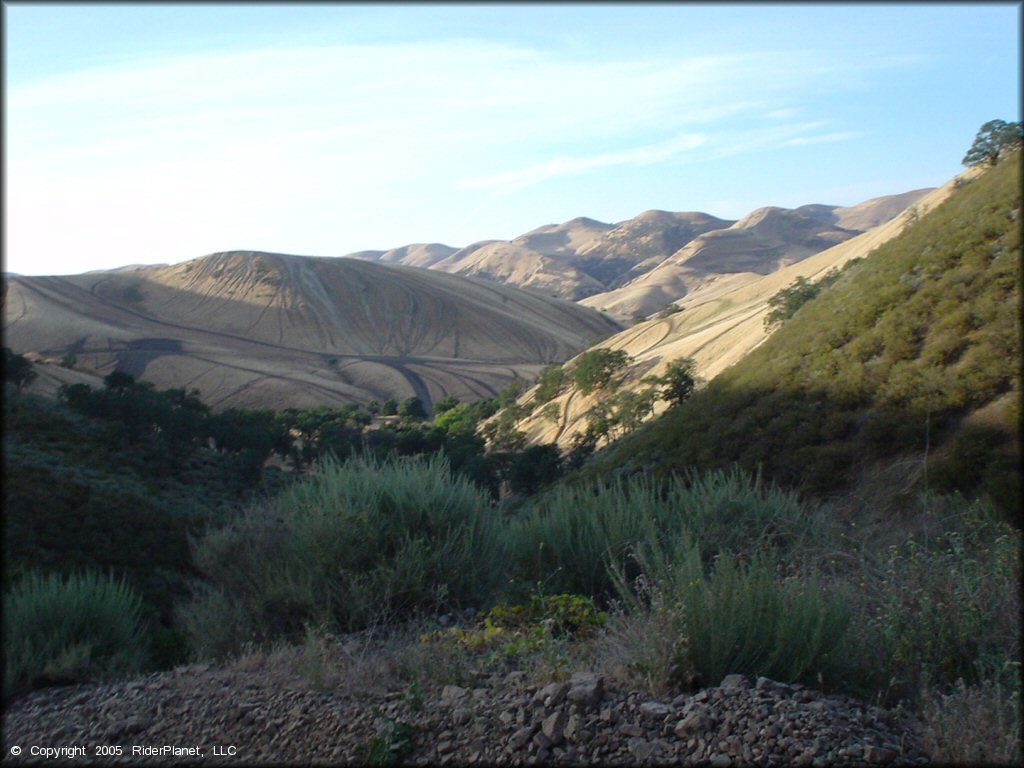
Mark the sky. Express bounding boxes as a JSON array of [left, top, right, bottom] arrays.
[[3, 2, 1021, 276]]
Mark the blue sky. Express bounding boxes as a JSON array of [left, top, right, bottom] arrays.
[[4, 2, 1020, 276]]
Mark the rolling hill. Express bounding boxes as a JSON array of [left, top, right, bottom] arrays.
[[3, 252, 620, 412], [501, 178, 972, 451]]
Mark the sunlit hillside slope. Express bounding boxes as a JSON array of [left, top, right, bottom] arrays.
[[3, 253, 619, 412], [587, 152, 1021, 514], [507, 178, 968, 451]]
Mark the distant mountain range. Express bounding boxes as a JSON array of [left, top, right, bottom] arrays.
[[349, 189, 932, 319], [3, 188, 931, 413]]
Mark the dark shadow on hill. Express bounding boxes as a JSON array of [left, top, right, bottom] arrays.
[[589, 375, 1021, 525]]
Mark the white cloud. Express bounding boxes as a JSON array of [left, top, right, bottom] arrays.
[[5, 38, 916, 274], [457, 133, 708, 193], [782, 131, 863, 147]]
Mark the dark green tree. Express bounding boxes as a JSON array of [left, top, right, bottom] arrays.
[[764, 277, 821, 329], [433, 395, 460, 415], [506, 444, 564, 496], [398, 396, 428, 421], [495, 378, 528, 409], [434, 402, 480, 438], [764, 268, 845, 330], [532, 364, 567, 405], [962, 120, 1023, 167], [648, 358, 698, 406], [103, 370, 137, 393], [572, 348, 631, 394], [380, 398, 399, 416], [4, 348, 37, 390]]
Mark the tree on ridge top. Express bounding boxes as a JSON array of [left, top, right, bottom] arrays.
[[962, 119, 1022, 167]]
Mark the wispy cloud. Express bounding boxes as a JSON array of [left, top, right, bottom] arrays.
[[782, 131, 864, 146], [6, 34, 922, 273], [457, 133, 707, 194]]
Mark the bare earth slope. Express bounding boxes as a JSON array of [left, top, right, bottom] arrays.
[[432, 241, 606, 301], [3, 252, 620, 411], [577, 195, 937, 325], [344, 191, 931, 313], [509, 180, 960, 450]]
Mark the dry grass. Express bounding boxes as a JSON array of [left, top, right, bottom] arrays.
[[919, 671, 1022, 765], [590, 596, 690, 698]]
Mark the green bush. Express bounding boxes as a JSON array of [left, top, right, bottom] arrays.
[[852, 495, 1020, 701], [613, 536, 850, 689], [4, 570, 149, 701], [507, 466, 820, 599], [183, 453, 504, 657], [507, 477, 661, 598]]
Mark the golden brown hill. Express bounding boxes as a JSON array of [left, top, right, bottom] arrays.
[[570, 210, 733, 289], [3, 252, 620, 412], [579, 192, 933, 321], [511, 216, 614, 259], [431, 241, 606, 301], [508, 181, 960, 450], [345, 192, 931, 313]]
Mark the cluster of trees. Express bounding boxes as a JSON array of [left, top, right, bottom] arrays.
[[572, 358, 699, 456], [482, 346, 700, 462], [33, 366, 576, 499]]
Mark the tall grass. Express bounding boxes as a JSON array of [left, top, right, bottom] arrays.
[[181, 452, 503, 658], [507, 466, 821, 598], [919, 666, 1021, 765], [4, 570, 149, 701], [609, 534, 850, 689], [843, 493, 1021, 703]]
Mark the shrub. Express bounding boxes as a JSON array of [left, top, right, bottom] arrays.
[[183, 453, 503, 657], [594, 576, 692, 697], [853, 495, 1020, 701], [4, 570, 149, 701], [507, 466, 820, 600], [612, 536, 850, 690], [506, 477, 661, 598]]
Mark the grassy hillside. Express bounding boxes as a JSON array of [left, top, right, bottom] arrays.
[[587, 151, 1021, 518], [2, 388, 294, 669]]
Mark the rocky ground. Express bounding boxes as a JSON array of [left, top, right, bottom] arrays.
[[3, 653, 928, 766]]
